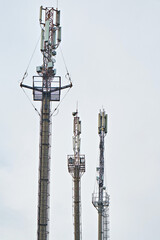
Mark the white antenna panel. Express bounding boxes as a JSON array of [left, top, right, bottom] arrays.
[[56, 10, 60, 26], [41, 29, 44, 51], [45, 20, 50, 42], [102, 112, 105, 128], [78, 139, 81, 150], [73, 137, 75, 151], [78, 121, 81, 134], [105, 114, 108, 133], [52, 30, 56, 47], [98, 113, 101, 129], [39, 6, 42, 23], [57, 27, 62, 42]]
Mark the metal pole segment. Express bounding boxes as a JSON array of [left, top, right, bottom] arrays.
[[98, 132, 104, 240], [98, 211, 103, 240], [50, 83, 72, 92], [73, 115, 81, 240], [38, 93, 51, 240], [74, 166, 80, 240]]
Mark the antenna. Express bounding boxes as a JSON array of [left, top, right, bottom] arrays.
[[92, 109, 110, 240], [20, 5, 72, 240], [67, 111, 85, 240]]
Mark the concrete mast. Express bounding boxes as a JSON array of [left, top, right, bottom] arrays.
[[67, 111, 85, 240], [20, 5, 72, 240], [92, 110, 110, 240]]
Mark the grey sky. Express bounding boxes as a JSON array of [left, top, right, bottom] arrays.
[[0, 0, 160, 239]]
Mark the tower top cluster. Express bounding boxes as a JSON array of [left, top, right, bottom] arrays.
[[98, 110, 108, 134], [20, 6, 72, 102], [68, 111, 85, 177], [34, 6, 62, 102], [36, 6, 61, 77]]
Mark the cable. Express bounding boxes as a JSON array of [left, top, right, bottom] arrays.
[[51, 86, 71, 117], [51, 108, 59, 117], [21, 34, 41, 83], [21, 87, 41, 117], [50, 46, 72, 116], [60, 46, 72, 83]]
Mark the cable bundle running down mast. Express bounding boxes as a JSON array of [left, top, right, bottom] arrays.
[[92, 110, 110, 240], [67, 111, 85, 240], [20, 6, 72, 240]]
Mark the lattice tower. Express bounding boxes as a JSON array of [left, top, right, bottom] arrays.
[[92, 110, 110, 240], [67, 111, 85, 240]]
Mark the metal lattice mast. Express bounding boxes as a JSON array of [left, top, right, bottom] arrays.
[[20, 5, 72, 240], [92, 110, 110, 240], [67, 111, 85, 240]]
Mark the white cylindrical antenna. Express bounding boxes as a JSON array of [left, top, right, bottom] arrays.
[[73, 120, 75, 133], [73, 137, 76, 151], [52, 29, 56, 47], [45, 20, 50, 42], [78, 139, 81, 151], [78, 121, 81, 134], [105, 114, 108, 133], [57, 27, 62, 42], [102, 111, 105, 129], [40, 29, 44, 51], [56, 10, 60, 26], [98, 113, 101, 134], [39, 6, 42, 23]]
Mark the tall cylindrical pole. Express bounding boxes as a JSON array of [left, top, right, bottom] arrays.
[[73, 115, 81, 240], [98, 211, 103, 240], [68, 111, 85, 240], [38, 94, 51, 240], [92, 110, 110, 240], [74, 166, 80, 240]]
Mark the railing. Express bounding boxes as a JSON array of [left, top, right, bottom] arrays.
[[33, 76, 61, 101]]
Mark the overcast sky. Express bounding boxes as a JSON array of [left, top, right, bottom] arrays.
[[0, 0, 160, 239]]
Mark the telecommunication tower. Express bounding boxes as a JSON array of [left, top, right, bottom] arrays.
[[20, 6, 72, 240], [67, 111, 85, 240], [92, 110, 110, 240]]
